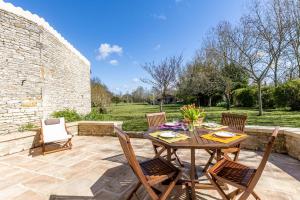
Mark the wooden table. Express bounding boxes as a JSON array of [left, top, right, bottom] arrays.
[[144, 127, 248, 200]]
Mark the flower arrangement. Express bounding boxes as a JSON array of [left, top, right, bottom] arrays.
[[180, 104, 205, 130]]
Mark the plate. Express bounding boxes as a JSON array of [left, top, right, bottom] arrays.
[[202, 122, 220, 128], [164, 122, 177, 126], [159, 131, 177, 138], [214, 131, 236, 138]]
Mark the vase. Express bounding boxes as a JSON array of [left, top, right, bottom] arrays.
[[188, 121, 196, 132]]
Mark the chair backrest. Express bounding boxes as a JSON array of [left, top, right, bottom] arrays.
[[146, 112, 166, 129], [221, 113, 247, 132], [248, 127, 279, 189], [115, 127, 148, 183], [41, 117, 67, 142]]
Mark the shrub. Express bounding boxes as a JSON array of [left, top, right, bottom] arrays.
[[52, 109, 82, 122], [233, 87, 256, 107], [84, 108, 110, 120], [18, 123, 37, 132], [274, 79, 300, 110], [260, 86, 276, 109], [216, 101, 227, 108]]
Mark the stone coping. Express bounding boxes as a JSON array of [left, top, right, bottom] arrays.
[[77, 121, 123, 125], [245, 125, 300, 139]]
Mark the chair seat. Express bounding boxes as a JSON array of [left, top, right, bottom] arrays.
[[140, 157, 179, 182], [44, 133, 72, 143], [210, 159, 256, 187], [221, 147, 240, 154]]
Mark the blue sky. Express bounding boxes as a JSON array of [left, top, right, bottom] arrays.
[[7, 0, 248, 94]]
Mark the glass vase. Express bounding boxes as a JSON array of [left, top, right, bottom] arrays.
[[188, 121, 195, 132]]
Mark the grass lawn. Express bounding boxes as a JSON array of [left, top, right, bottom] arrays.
[[100, 103, 300, 131]]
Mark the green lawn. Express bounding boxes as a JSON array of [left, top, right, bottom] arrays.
[[100, 103, 300, 131]]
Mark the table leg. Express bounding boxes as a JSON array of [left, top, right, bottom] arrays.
[[190, 148, 196, 199], [216, 149, 222, 161], [167, 148, 172, 162]]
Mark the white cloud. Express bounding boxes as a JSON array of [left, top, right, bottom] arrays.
[[152, 14, 167, 20], [97, 43, 122, 60], [154, 44, 161, 50], [109, 59, 118, 65], [132, 78, 140, 83]]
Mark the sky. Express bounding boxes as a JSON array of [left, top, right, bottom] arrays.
[[6, 0, 248, 94]]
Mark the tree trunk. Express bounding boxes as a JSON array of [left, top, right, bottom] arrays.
[[257, 81, 263, 116], [224, 94, 230, 110], [274, 59, 278, 87], [159, 99, 163, 112], [208, 96, 212, 107]]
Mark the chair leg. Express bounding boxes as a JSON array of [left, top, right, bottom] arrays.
[[152, 144, 159, 155], [42, 143, 46, 155], [172, 149, 184, 167], [126, 181, 142, 200], [251, 190, 261, 200], [154, 146, 166, 158], [203, 150, 216, 172], [238, 191, 251, 200], [227, 188, 243, 200], [160, 171, 181, 200], [206, 173, 230, 200], [233, 149, 240, 161]]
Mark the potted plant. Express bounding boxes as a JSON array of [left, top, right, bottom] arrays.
[[180, 104, 206, 131]]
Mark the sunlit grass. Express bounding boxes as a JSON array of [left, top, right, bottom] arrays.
[[102, 103, 300, 131]]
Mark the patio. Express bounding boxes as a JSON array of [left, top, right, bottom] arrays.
[[0, 136, 299, 200]]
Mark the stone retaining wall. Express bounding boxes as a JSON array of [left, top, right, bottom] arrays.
[[0, 123, 299, 161], [0, 121, 122, 156], [0, 2, 91, 135]]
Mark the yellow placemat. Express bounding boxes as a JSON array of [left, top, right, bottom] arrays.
[[150, 131, 190, 143], [201, 131, 246, 143]]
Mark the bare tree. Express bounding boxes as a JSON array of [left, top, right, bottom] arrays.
[[141, 55, 182, 111], [284, 0, 300, 78], [249, 0, 289, 86], [227, 15, 274, 116]]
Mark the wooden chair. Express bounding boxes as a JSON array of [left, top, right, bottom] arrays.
[[146, 112, 183, 167], [221, 113, 248, 161], [40, 117, 73, 155], [203, 113, 247, 172], [207, 127, 279, 200], [115, 127, 181, 200]]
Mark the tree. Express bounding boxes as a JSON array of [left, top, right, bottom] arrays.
[[142, 55, 183, 111], [284, 0, 300, 78], [91, 78, 112, 112], [177, 59, 221, 106], [202, 22, 248, 109], [111, 96, 121, 105], [227, 15, 274, 116], [250, 0, 289, 86], [131, 86, 146, 102]]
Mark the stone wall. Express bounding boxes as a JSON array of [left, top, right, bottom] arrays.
[[0, 2, 91, 135], [78, 121, 123, 136], [0, 121, 122, 156]]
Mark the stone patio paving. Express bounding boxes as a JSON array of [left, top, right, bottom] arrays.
[[0, 136, 299, 200]]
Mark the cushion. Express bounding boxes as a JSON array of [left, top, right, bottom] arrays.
[[44, 118, 60, 125]]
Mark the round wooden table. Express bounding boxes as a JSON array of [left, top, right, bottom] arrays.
[[144, 127, 248, 200]]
